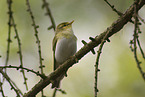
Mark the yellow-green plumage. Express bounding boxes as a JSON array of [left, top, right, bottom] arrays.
[[52, 20, 77, 88]]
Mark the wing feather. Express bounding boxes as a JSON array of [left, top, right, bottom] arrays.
[[52, 35, 58, 70]]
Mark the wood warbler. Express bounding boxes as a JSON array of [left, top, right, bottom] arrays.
[[52, 20, 77, 88]]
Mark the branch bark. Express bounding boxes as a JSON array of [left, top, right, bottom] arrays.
[[24, 0, 145, 96]]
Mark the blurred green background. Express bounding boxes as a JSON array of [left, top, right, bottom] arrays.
[[0, 0, 145, 97]]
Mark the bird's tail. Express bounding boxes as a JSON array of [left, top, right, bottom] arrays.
[[51, 79, 60, 88], [51, 72, 65, 88]]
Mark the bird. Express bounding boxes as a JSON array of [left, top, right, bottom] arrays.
[[52, 20, 77, 88]]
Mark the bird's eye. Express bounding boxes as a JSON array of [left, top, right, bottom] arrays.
[[57, 23, 69, 29], [63, 24, 66, 27]]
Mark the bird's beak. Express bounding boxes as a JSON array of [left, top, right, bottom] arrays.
[[69, 20, 74, 25]]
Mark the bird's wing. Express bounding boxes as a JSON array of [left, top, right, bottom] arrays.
[[52, 35, 58, 70]]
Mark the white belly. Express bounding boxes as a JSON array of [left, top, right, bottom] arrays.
[[55, 37, 77, 64]]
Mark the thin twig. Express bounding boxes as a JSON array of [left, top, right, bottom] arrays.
[[26, 0, 45, 96], [138, 14, 145, 24], [11, 14, 28, 90], [0, 79, 6, 97], [104, 0, 123, 16], [94, 28, 110, 97], [5, 0, 12, 72], [52, 88, 66, 97], [0, 65, 46, 79], [1, 1, 13, 96], [52, 88, 57, 97], [26, 0, 45, 75], [41, 0, 56, 30], [133, 0, 145, 80], [41, 0, 57, 96], [104, 0, 135, 24], [137, 38, 145, 59], [6, 0, 28, 90], [0, 69, 23, 96]]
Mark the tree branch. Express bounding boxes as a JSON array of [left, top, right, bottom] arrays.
[[23, 0, 145, 96], [41, 0, 56, 30]]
